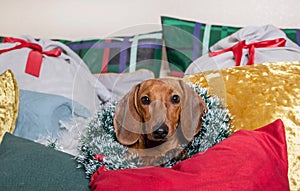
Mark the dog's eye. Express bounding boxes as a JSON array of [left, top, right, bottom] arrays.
[[141, 96, 151, 105], [171, 95, 180, 104]]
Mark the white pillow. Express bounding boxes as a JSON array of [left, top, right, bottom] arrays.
[[0, 36, 111, 114]]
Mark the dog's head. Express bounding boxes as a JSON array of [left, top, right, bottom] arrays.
[[113, 79, 207, 150]]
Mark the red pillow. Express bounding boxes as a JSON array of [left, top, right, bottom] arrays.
[[90, 119, 289, 191]]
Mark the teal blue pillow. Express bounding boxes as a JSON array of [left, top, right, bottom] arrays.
[[14, 90, 91, 141], [0, 133, 89, 191]]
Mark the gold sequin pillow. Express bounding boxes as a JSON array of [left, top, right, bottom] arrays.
[[0, 70, 19, 142], [185, 61, 300, 191]]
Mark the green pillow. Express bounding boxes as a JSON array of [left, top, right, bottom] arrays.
[[60, 32, 163, 78], [161, 16, 239, 77], [283, 28, 300, 46], [0, 133, 89, 191], [161, 16, 300, 77]]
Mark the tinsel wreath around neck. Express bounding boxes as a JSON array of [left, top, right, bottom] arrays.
[[76, 83, 233, 178]]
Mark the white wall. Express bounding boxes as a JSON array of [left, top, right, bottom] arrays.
[[1, 0, 300, 40]]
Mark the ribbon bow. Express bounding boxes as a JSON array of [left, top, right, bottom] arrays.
[[209, 38, 286, 66], [0, 37, 62, 77]]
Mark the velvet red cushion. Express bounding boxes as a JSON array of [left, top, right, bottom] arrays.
[[90, 119, 289, 191]]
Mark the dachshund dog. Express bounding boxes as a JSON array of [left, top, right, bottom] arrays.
[[113, 78, 207, 165]]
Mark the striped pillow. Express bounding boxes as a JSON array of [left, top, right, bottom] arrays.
[[64, 32, 163, 77], [161, 16, 300, 77], [283, 29, 300, 45]]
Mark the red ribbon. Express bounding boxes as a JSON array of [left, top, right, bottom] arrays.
[[209, 38, 286, 66], [0, 37, 62, 77]]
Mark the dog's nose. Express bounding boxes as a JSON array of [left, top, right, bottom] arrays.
[[153, 124, 169, 139]]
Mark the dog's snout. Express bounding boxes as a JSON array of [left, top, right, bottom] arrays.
[[153, 124, 169, 139]]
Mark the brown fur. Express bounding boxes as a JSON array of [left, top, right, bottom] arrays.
[[113, 79, 207, 165]]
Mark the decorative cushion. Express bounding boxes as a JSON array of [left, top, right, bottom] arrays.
[[13, 90, 90, 142], [186, 61, 300, 191], [0, 36, 111, 114], [0, 133, 89, 191], [63, 32, 163, 77], [0, 70, 19, 142], [284, 28, 300, 45], [90, 119, 289, 191], [184, 25, 300, 76], [161, 16, 239, 77], [161, 16, 300, 77]]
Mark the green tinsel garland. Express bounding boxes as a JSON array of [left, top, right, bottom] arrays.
[[76, 83, 232, 178]]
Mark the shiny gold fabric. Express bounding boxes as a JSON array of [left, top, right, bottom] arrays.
[[186, 61, 300, 191], [0, 70, 19, 142]]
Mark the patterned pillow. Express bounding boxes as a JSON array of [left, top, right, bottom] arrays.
[[161, 16, 300, 77], [283, 28, 300, 45], [62, 32, 163, 78]]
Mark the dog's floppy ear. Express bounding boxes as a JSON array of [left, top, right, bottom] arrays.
[[179, 81, 207, 141], [114, 84, 142, 146]]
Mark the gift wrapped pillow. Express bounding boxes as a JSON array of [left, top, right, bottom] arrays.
[[0, 36, 111, 114], [185, 25, 300, 76]]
